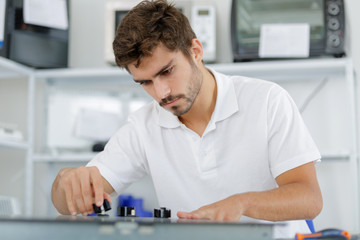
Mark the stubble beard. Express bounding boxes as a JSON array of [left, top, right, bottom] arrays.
[[159, 64, 202, 117]]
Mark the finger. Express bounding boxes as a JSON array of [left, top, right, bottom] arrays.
[[71, 176, 87, 215], [177, 210, 202, 220], [89, 167, 104, 207], [78, 167, 93, 214], [63, 179, 77, 215], [177, 211, 192, 219], [104, 192, 112, 205], [190, 208, 211, 220]]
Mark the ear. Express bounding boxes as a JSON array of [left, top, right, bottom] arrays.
[[190, 38, 203, 64]]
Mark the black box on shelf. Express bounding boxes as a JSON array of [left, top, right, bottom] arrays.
[[0, 0, 69, 69]]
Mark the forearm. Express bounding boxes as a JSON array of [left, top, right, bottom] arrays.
[[177, 162, 323, 222], [240, 182, 323, 221]]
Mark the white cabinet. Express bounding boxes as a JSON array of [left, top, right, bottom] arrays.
[[0, 57, 358, 230]]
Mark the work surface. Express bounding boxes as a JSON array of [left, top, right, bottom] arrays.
[[0, 216, 358, 240], [0, 216, 273, 240]]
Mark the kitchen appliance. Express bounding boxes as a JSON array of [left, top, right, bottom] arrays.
[[191, 5, 216, 62], [231, 0, 345, 61]]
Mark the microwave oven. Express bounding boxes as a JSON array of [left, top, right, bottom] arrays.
[[231, 0, 345, 62]]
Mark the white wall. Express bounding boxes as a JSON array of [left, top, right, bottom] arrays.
[[0, 0, 359, 233]]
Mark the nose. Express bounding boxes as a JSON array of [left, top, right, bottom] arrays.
[[154, 80, 171, 99]]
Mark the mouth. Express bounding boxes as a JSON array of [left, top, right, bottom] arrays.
[[163, 97, 179, 107]]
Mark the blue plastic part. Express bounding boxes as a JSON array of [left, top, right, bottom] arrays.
[[306, 219, 315, 233], [117, 195, 153, 217]]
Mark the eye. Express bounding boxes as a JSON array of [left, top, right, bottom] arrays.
[[162, 66, 173, 75], [138, 80, 152, 86]]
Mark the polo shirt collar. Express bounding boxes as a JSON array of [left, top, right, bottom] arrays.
[[156, 68, 239, 128], [210, 68, 239, 123]]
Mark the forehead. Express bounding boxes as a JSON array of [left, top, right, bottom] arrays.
[[127, 45, 182, 77]]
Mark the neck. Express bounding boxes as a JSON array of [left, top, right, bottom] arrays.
[[179, 66, 217, 136]]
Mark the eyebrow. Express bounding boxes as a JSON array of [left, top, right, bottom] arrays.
[[133, 60, 174, 83]]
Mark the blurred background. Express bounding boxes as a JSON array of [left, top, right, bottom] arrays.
[[0, 0, 359, 234]]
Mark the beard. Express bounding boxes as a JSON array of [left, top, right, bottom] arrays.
[[159, 62, 202, 116]]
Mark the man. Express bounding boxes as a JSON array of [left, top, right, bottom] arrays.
[[52, 0, 323, 238]]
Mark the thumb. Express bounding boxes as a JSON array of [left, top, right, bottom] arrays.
[[103, 192, 112, 205]]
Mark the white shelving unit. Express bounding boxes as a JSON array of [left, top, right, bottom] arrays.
[[0, 57, 35, 216], [32, 152, 97, 163], [0, 139, 29, 150], [212, 58, 350, 82], [0, 56, 358, 230]]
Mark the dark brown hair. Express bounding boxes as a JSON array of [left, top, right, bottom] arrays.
[[112, 0, 196, 70]]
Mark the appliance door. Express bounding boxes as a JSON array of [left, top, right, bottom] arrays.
[[231, 0, 326, 61]]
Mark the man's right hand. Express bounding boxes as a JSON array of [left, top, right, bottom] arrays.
[[51, 166, 113, 216]]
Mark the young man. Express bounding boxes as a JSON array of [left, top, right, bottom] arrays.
[[52, 0, 323, 238]]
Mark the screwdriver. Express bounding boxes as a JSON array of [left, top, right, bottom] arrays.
[[295, 228, 351, 240]]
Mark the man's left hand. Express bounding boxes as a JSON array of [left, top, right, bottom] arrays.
[[177, 194, 246, 221]]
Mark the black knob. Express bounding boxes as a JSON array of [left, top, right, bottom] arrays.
[[328, 18, 340, 31], [93, 204, 102, 214], [103, 199, 111, 211], [93, 199, 112, 215], [154, 207, 171, 218], [118, 206, 136, 217], [328, 3, 340, 16], [328, 34, 341, 48]]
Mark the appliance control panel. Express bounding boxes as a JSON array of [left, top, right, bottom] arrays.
[[325, 0, 345, 56], [191, 5, 216, 62]]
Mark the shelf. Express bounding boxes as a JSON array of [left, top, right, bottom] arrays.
[[0, 138, 29, 150], [1, 56, 349, 82], [321, 153, 351, 161], [210, 58, 349, 82], [29, 152, 352, 163], [34, 67, 132, 84], [35, 67, 129, 78], [33, 152, 97, 163], [14, 57, 347, 84], [0, 56, 33, 79]]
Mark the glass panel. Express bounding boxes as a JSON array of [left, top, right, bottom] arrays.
[[235, 0, 324, 48], [115, 11, 129, 33]]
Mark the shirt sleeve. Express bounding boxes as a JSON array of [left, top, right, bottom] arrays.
[[87, 121, 149, 194], [267, 86, 321, 178]]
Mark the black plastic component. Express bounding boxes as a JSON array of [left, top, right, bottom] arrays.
[[92, 204, 102, 214], [92, 142, 106, 152], [103, 199, 111, 211], [92, 199, 112, 216], [117, 206, 136, 217], [154, 207, 171, 218]]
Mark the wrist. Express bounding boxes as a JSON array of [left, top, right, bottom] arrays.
[[233, 192, 252, 217]]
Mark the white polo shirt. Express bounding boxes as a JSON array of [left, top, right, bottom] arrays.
[[87, 69, 321, 238]]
